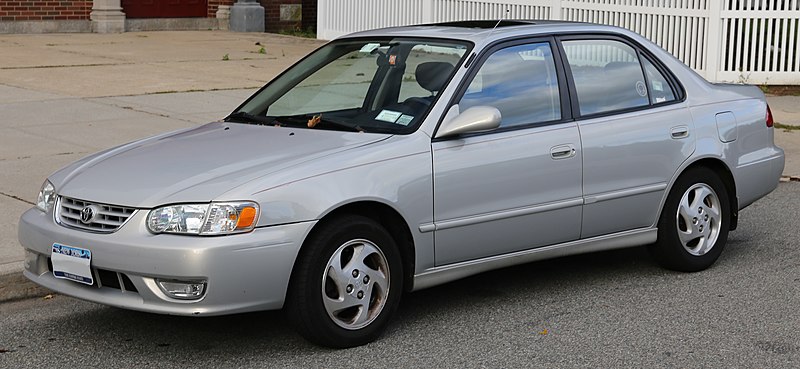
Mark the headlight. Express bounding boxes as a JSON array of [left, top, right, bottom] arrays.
[[146, 202, 259, 235], [36, 180, 56, 212]]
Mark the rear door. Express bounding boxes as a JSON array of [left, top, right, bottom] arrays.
[[557, 36, 695, 238], [431, 38, 583, 265]]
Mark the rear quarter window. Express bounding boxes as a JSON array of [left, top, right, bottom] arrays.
[[641, 56, 677, 104]]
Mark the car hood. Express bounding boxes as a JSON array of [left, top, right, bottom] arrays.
[[52, 122, 389, 208]]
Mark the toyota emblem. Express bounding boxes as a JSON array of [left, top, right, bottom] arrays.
[[80, 205, 98, 224]]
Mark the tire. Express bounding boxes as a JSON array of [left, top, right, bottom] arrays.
[[649, 167, 731, 272], [286, 214, 403, 348]]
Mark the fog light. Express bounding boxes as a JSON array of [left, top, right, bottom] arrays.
[[156, 279, 206, 300]]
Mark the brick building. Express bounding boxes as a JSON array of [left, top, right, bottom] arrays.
[[0, 0, 317, 33]]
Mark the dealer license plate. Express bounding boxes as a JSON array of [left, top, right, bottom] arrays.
[[51, 243, 93, 285]]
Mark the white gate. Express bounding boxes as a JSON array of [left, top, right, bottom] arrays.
[[317, 0, 800, 84]]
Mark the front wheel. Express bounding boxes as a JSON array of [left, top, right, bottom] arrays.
[[286, 215, 403, 348], [649, 167, 731, 272]]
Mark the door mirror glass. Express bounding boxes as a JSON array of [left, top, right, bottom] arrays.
[[435, 105, 501, 138]]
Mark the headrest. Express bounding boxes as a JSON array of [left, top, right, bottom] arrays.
[[415, 62, 455, 93]]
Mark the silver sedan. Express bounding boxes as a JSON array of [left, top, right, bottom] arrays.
[[18, 20, 784, 348]]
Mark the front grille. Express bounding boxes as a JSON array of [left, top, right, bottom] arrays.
[[96, 268, 138, 292], [56, 196, 137, 233], [47, 258, 138, 293]]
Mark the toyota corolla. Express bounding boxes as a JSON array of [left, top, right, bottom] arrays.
[[18, 20, 784, 348]]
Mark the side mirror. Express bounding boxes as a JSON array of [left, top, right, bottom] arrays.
[[435, 105, 501, 138]]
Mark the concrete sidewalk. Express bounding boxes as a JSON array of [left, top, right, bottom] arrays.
[[0, 30, 798, 302], [0, 31, 323, 97]]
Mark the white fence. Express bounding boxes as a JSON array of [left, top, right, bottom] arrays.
[[317, 0, 800, 84]]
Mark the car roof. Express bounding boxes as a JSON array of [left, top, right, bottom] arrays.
[[342, 20, 631, 43]]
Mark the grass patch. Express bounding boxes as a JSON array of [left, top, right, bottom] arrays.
[[278, 27, 316, 38], [1, 63, 122, 70], [141, 87, 262, 96], [775, 122, 800, 131], [761, 85, 800, 96]]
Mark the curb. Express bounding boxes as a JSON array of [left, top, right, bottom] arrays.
[[780, 175, 800, 182], [0, 269, 53, 304]]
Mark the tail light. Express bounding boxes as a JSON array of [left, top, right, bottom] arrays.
[[766, 105, 774, 128]]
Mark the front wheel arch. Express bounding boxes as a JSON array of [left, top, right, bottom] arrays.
[[281, 202, 417, 346], [285, 214, 404, 347], [295, 201, 416, 294]]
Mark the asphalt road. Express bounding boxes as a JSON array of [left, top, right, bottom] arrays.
[[1, 183, 798, 369]]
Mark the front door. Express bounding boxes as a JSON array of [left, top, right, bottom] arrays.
[[122, 0, 208, 18], [432, 39, 583, 265]]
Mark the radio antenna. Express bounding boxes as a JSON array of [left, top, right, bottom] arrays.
[[488, 7, 510, 37]]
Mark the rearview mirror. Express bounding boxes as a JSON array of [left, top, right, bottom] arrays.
[[359, 43, 381, 54], [435, 105, 501, 138]]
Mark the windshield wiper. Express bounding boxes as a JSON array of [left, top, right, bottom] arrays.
[[278, 114, 364, 132], [315, 115, 364, 132], [228, 111, 368, 132], [224, 111, 277, 125]]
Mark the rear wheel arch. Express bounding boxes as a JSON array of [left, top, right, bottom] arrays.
[[669, 158, 738, 230], [651, 165, 732, 271]]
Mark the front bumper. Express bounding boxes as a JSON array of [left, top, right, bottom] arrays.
[[18, 207, 315, 316]]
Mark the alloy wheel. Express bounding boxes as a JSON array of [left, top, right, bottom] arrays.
[[321, 239, 390, 330], [675, 183, 722, 256]]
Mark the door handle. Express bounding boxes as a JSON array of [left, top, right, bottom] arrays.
[[550, 144, 576, 159], [671, 125, 689, 139]]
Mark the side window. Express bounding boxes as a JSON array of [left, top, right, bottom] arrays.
[[458, 42, 561, 128], [641, 56, 676, 104], [562, 39, 649, 116]]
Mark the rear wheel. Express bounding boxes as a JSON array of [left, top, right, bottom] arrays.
[[650, 167, 731, 272], [286, 215, 403, 348]]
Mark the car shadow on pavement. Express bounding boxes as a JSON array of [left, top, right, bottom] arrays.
[[43, 246, 661, 346], [8, 248, 640, 336]]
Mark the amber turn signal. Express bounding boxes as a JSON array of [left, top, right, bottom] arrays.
[[236, 206, 258, 229]]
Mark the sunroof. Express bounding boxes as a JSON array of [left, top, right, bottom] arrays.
[[432, 20, 535, 29]]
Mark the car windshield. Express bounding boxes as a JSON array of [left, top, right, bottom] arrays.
[[228, 38, 470, 134]]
